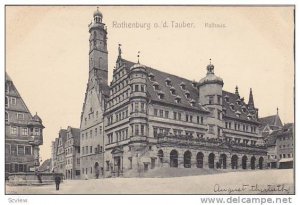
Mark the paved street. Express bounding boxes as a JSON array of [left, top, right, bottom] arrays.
[[6, 169, 294, 194]]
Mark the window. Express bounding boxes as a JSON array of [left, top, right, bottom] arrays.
[[5, 83, 9, 93], [173, 112, 177, 120], [189, 115, 193, 122], [165, 111, 169, 118], [17, 113, 24, 120], [5, 112, 8, 122], [90, 146, 93, 154], [5, 144, 10, 155], [11, 126, 17, 135], [153, 127, 158, 137], [135, 125, 139, 135], [5, 97, 9, 108], [11, 97, 16, 105], [208, 96, 214, 104], [141, 85, 145, 92], [135, 85, 139, 92], [25, 146, 31, 155], [178, 113, 182, 121], [134, 102, 139, 112], [141, 125, 145, 136], [141, 102, 145, 112], [18, 145, 25, 155], [208, 125, 214, 134], [11, 145, 17, 156], [218, 111, 222, 120], [35, 128, 40, 135], [186, 114, 189, 122], [217, 96, 222, 105], [21, 128, 28, 136], [159, 110, 163, 117]]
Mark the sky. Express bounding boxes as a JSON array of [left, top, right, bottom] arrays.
[[5, 6, 294, 162]]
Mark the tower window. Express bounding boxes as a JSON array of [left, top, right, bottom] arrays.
[[208, 96, 214, 104]]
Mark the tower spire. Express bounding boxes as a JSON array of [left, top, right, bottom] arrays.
[[235, 86, 239, 97], [137, 51, 140, 64], [206, 58, 214, 74], [118, 43, 122, 58], [248, 88, 255, 110], [277, 107, 279, 115]]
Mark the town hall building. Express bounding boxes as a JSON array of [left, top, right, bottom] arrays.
[[79, 8, 267, 179]]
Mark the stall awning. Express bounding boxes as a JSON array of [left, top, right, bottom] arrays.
[[278, 158, 293, 163]]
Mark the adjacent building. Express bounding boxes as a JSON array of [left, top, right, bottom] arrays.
[[51, 126, 81, 179], [79, 8, 269, 179], [5, 72, 44, 178], [265, 123, 294, 169]]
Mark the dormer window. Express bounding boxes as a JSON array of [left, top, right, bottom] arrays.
[[236, 98, 241, 105], [165, 78, 171, 86], [235, 110, 241, 117], [170, 86, 176, 95], [190, 99, 195, 106], [180, 82, 186, 90], [185, 91, 190, 99], [158, 91, 165, 99], [230, 103, 235, 111], [241, 106, 247, 113], [175, 95, 181, 103], [224, 95, 229, 103], [153, 82, 159, 90], [149, 73, 155, 81]]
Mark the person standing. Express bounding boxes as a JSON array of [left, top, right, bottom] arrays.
[[54, 175, 61, 191]]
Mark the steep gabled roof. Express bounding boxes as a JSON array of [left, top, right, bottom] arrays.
[[120, 58, 208, 112], [259, 115, 283, 128], [222, 90, 259, 123]]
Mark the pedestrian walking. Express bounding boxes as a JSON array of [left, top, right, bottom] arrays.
[[55, 175, 61, 191]]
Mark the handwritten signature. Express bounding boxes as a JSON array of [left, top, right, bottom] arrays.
[[213, 184, 291, 194]]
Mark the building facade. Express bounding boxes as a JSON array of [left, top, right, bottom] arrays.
[[51, 126, 81, 179], [265, 123, 294, 169], [79, 8, 269, 178], [79, 8, 107, 179], [5, 72, 44, 178], [65, 126, 81, 179]]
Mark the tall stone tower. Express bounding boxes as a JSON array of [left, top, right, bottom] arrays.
[[198, 60, 224, 139], [80, 7, 108, 179], [88, 7, 108, 86]]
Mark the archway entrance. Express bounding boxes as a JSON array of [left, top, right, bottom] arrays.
[[158, 150, 164, 164], [231, 155, 238, 169], [251, 156, 256, 169], [196, 152, 204, 168], [170, 150, 178, 168], [208, 153, 215, 169], [219, 154, 227, 169], [95, 162, 100, 178], [259, 157, 264, 169], [251, 156, 256, 170], [184, 151, 192, 168], [242, 155, 248, 169]]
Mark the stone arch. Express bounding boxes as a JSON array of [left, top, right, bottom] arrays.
[[251, 156, 256, 170], [242, 155, 248, 169], [196, 152, 204, 168], [259, 157, 264, 170], [208, 153, 215, 169], [158, 149, 164, 163], [231, 155, 238, 169], [184, 150, 192, 168], [219, 154, 227, 169], [170, 149, 178, 168]]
